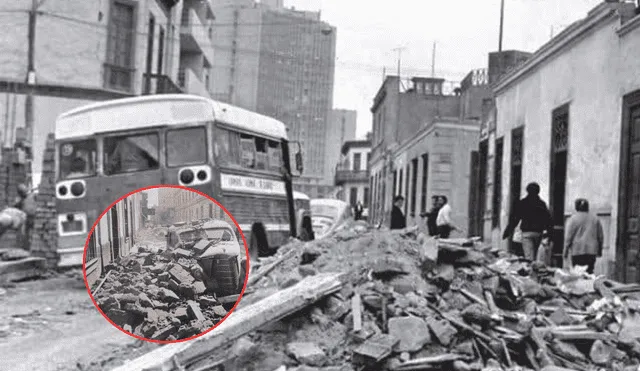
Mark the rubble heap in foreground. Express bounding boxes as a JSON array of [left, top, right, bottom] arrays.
[[93, 242, 234, 341], [203, 221, 640, 371]]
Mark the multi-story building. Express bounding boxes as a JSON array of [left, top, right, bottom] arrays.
[[85, 191, 143, 286], [0, 0, 218, 182], [210, 0, 336, 185], [324, 109, 357, 184], [486, 1, 640, 281], [368, 76, 461, 224], [335, 139, 370, 208]]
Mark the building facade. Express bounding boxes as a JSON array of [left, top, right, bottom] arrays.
[[210, 0, 336, 183], [488, 1, 640, 281], [324, 109, 357, 184], [368, 76, 461, 225], [0, 0, 190, 180], [156, 187, 235, 227], [335, 139, 370, 207], [85, 191, 143, 286]]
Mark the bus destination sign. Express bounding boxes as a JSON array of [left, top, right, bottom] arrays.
[[220, 173, 286, 196]]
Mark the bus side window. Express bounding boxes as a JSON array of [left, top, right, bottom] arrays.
[[268, 140, 281, 171], [240, 134, 255, 169], [255, 137, 267, 170], [215, 128, 231, 167]]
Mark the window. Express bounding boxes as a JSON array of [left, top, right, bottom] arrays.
[[393, 170, 398, 196], [166, 127, 207, 167], [104, 133, 160, 175], [350, 187, 358, 207], [366, 153, 370, 170], [215, 127, 281, 172], [86, 233, 97, 262], [364, 187, 369, 207], [411, 158, 418, 216], [398, 170, 403, 198], [353, 153, 362, 171], [105, 1, 136, 91], [404, 165, 410, 215], [420, 154, 429, 213], [58, 139, 97, 180], [492, 137, 504, 228]]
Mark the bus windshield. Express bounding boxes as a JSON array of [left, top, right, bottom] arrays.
[[204, 228, 234, 242], [58, 139, 98, 180], [166, 126, 208, 167], [104, 133, 160, 175]]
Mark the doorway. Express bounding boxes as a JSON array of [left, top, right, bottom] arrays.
[[618, 91, 640, 283], [509, 127, 524, 254], [550, 105, 569, 268], [468, 151, 480, 236], [110, 206, 121, 259]]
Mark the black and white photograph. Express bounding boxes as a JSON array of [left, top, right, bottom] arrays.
[[1, 0, 640, 370], [87, 186, 247, 342]]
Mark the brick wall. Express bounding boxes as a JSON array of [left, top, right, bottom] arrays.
[[30, 133, 58, 267], [0, 147, 29, 248]]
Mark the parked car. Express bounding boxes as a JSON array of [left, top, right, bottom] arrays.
[[294, 191, 314, 240], [310, 199, 352, 239], [165, 220, 245, 295]]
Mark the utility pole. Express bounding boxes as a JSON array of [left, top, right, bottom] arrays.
[[498, 0, 505, 52], [25, 0, 44, 168], [431, 42, 436, 78]]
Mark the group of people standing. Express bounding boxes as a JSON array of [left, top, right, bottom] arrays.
[[502, 182, 604, 274], [390, 194, 459, 238]]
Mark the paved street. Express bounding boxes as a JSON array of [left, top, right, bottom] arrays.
[[0, 275, 142, 371]]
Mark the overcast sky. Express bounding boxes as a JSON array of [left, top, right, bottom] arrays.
[[285, 0, 603, 138]]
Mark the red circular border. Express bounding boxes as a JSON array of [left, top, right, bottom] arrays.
[[81, 184, 251, 344]]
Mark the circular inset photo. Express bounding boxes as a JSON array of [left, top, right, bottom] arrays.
[[82, 185, 249, 343]]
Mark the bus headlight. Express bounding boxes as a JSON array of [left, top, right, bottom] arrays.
[[58, 185, 68, 196], [197, 170, 207, 181], [180, 169, 195, 185], [70, 182, 85, 197]]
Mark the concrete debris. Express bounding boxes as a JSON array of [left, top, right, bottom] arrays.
[[93, 239, 241, 341], [204, 220, 640, 371]]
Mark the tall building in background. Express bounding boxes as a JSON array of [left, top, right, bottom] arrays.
[[324, 109, 357, 184], [211, 0, 337, 191]]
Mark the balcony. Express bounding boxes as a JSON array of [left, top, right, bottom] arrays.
[[142, 73, 183, 95], [460, 68, 489, 91], [181, 8, 214, 65], [178, 68, 211, 98], [335, 169, 369, 186]]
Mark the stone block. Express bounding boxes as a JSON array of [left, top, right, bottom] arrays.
[[286, 342, 326, 366], [388, 316, 431, 352]]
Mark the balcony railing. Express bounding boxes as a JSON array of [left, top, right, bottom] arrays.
[[335, 170, 369, 186], [142, 73, 183, 95]]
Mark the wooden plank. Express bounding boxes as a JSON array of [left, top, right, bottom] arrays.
[[352, 293, 362, 332], [247, 248, 296, 286], [91, 270, 113, 297], [112, 272, 346, 371], [0, 257, 46, 284]]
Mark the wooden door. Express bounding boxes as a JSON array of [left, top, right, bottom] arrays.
[[111, 206, 120, 259], [468, 151, 480, 236], [550, 105, 569, 268], [623, 104, 640, 282], [509, 127, 524, 254]]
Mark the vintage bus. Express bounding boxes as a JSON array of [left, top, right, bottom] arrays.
[[54, 94, 304, 267]]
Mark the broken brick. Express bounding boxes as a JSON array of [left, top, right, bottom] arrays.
[[425, 317, 458, 346], [286, 342, 327, 366], [139, 293, 154, 308], [152, 325, 176, 340], [107, 309, 135, 327], [174, 248, 193, 259], [212, 305, 228, 317], [174, 307, 190, 322], [187, 300, 206, 322], [169, 265, 195, 285], [194, 281, 207, 295], [388, 316, 431, 352], [199, 296, 218, 307], [179, 283, 197, 299], [158, 288, 180, 303]]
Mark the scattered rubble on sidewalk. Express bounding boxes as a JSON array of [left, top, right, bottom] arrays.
[[0, 248, 46, 284], [92, 242, 239, 341], [109, 220, 640, 371]]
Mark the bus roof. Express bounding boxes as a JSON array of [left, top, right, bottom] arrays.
[[55, 94, 288, 141], [293, 191, 310, 201]]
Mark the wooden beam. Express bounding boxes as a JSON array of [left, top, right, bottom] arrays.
[[112, 272, 346, 371]]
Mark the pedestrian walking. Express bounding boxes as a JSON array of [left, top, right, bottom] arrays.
[[436, 196, 459, 238], [354, 201, 364, 221], [390, 195, 406, 230], [563, 198, 603, 274], [14, 184, 36, 251], [426, 195, 442, 237], [502, 182, 553, 262]]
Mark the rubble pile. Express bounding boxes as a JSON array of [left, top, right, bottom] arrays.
[[223, 221, 640, 371], [93, 244, 233, 341]]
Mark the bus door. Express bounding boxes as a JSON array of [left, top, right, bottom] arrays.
[[163, 124, 218, 196], [101, 130, 165, 203]]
